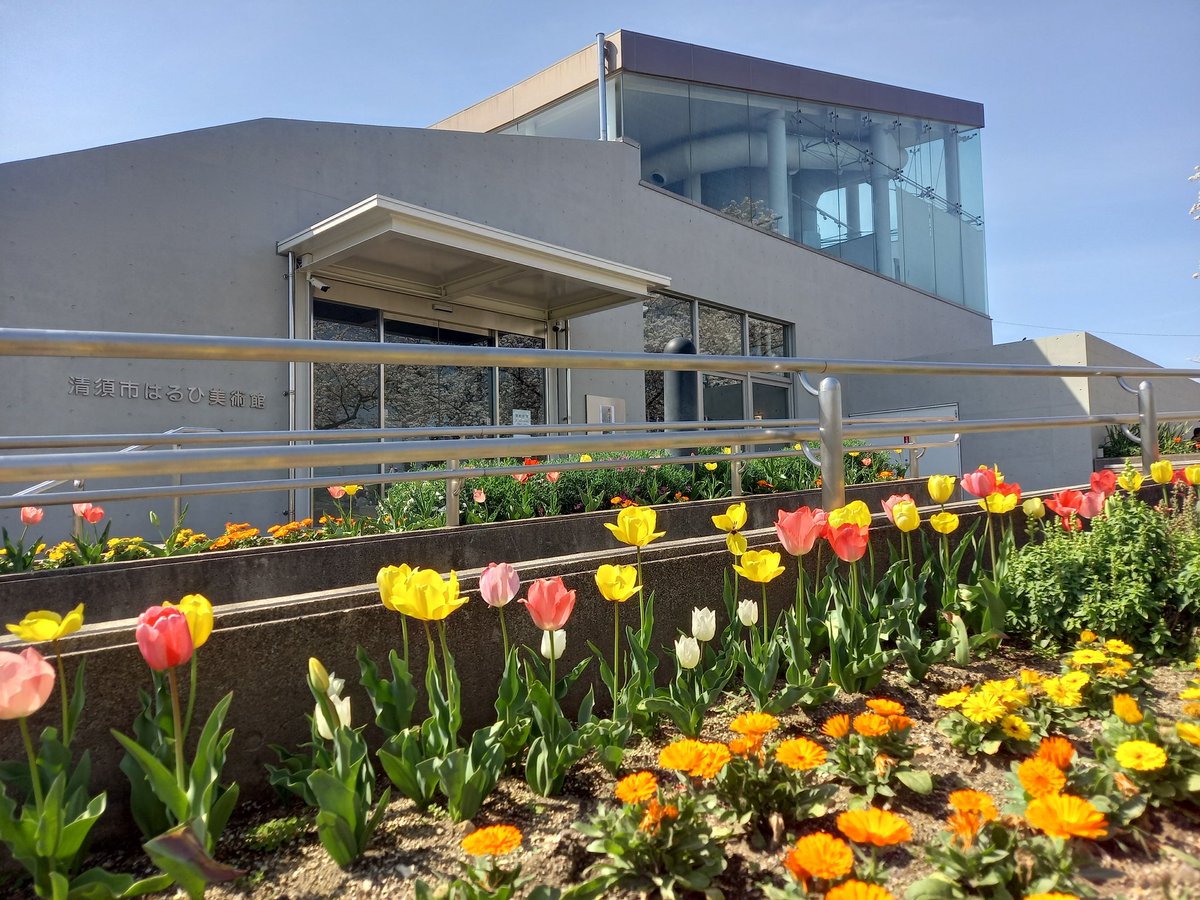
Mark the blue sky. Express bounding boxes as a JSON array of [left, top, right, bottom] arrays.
[[2, 1, 1197, 368]]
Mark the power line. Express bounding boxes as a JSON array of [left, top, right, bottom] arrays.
[[992, 319, 1200, 339]]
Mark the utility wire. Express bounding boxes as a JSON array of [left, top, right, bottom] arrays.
[[993, 319, 1200, 339]]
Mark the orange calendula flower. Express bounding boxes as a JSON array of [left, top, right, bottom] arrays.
[[836, 807, 912, 846], [461, 824, 523, 856], [658, 738, 705, 773], [1036, 736, 1076, 769], [730, 711, 780, 738], [865, 698, 905, 717], [948, 790, 998, 821], [1112, 693, 1143, 725], [825, 879, 895, 900], [728, 736, 761, 758], [639, 797, 679, 834], [946, 809, 986, 849], [1025, 793, 1108, 840], [614, 771, 658, 804], [692, 743, 732, 779], [887, 714, 915, 732], [775, 737, 828, 771], [853, 712, 892, 737], [783, 832, 854, 886], [1018, 757, 1068, 798], [821, 713, 851, 739]]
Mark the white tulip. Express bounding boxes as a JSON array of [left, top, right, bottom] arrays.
[[541, 628, 566, 661], [691, 607, 717, 642], [737, 598, 759, 627], [315, 692, 352, 740], [675, 635, 701, 670]]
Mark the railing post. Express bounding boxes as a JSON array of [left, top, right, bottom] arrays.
[[818, 377, 845, 510], [172, 443, 182, 526], [445, 459, 460, 527], [1137, 380, 1158, 473], [730, 445, 742, 497]]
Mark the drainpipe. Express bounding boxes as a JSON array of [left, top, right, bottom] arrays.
[[596, 33, 608, 141], [286, 252, 297, 520]]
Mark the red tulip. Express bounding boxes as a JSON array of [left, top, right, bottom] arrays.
[[775, 507, 826, 556], [520, 576, 576, 631], [0, 646, 55, 719], [880, 494, 914, 525], [135, 605, 194, 671], [19, 507, 44, 526], [1090, 470, 1116, 497], [72, 503, 105, 525], [827, 522, 869, 563], [960, 468, 997, 498], [1044, 489, 1083, 519]]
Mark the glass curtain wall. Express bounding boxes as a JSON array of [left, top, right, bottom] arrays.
[[507, 75, 985, 312]]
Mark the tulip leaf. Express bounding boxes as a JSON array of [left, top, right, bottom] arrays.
[[144, 822, 243, 899], [110, 730, 189, 824]]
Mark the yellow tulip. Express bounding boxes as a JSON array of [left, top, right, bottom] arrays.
[[827, 500, 871, 529], [6, 602, 85, 643], [704, 462, 718, 472], [377, 564, 416, 613], [604, 506, 666, 548], [721, 447, 732, 455], [308, 657, 330, 694], [927, 475, 956, 504], [979, 492, 1018, 514], [891, 500, 920, 533], [595, 564, 640, 602], [579, 454, 593, 463], [733, 549, 786, 583], [930, 511, 960, 535], [343, 484, 363, 496], [1022, 497, 1046, 519], [1117, 469, 1144, 492], [405, 569, 467, 621], [1150, 460, 1173, 484], [1185, 465, 1200, 486], [711, 502, 747, 533], [165, 593, 213, 649], [726, 531, 747, 557]]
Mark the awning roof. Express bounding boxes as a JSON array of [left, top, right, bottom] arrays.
[[277, 194, 670, 321]]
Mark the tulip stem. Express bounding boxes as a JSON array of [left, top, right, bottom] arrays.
[[166, 666, 186, 791], [437, 621, 453, 695], [424, 622, 437, 681], [548, 640, 557, 699], [498, 606, 510, 658], [182, 653, 198, 745], [613, 601, 621, 698], [795, 558, 808, 648], [19, 717, 43, 812], [401, 616, 409, 666], [760, 583, 769, 649], [635, 547, 645, 632], [53, 639, 70, 747]]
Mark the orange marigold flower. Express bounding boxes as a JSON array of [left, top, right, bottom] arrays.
[[1181, 702, 1200, 718], [614, 771, 658, 804], [866, 698, 905, 717], [730, 711, 780, 738], [1025, 793, 1108, 840], [853, 712, 892, 737], [886, 714, 915, 732], [946, 809, 986, 849], [836, 807, 912, 846], [775, 737, 828, 771], [948, 790, 998, 821], [728, 736, 761, 758], [825, 879, 895, 900], [822, 713, 851, 739], [1019, 757, 1068, 798], [1112, 694, 1143, 725], [784, 832, 854, 886], [658, 739, 705, 773], [461, 824, 522, 856], [1036, 736, 1075, 769], [692, 743, 732, 779], [638, 797, 679, 834]]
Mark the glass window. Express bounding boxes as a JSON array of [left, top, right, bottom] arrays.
[[752, 380, 790, 420], [703, 373, 744, 421], [748, 317, 785, 357], [384, 319, 492, 430], [313, 300, 380, 431], [643, 294, 694, 422], [499, 332, 545, 427], [698, 304, 742, 356]]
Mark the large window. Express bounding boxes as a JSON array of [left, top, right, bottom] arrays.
[[642, 294, 790, 423]]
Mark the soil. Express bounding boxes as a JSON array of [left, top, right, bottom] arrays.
[[73, 649, 1200, 899]]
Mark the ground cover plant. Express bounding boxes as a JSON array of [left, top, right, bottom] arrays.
[[2, 461, 1199, 897]]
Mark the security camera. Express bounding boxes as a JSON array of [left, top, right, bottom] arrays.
[[308, 276, 331, 293]]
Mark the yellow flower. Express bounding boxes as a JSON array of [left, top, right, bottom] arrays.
[[704, 462, 718, 472], [828, 501, 871, 529], [594, 564, 640, 603], [1114, 740, 1167, 772], [927, 474, 956, 504], [1100, 658, 1132, 677], [979, 492, 1018, 513], [1070, 649, 1108, 667], [1176, 722, 1200, 746], [721, 446, 732, 454], [936, 688, 970, 708], [377, 564, 416, 613], [891, 501, 920, 533], [1022, 497, 1046, 519], [1042, 677, 1083, 707], [342, 484, 363, 496], [732, 549, 786, 584], [1019, 669, 1045, 685], [1181, 687, 1200, 700], [961, 692, 1006, 724], [711, 502, 747, 533], [1112, 694, 1143, 725], [930, 511, 959, 535], [378, 566, 465, 621], [604, 506, 666, 548], [1104, 639, 1134, 655], [6, 603, 86, 643], [1150, 460, 1173, 484], [1061, 670, 1090, 689], [164, 594, 213, 649], [1000, 715, 1032, 741], [726, 531, 747, 557], [579, 453, 593, 463], [1078, 629, 1098, 643], [1117, 469, 1144, 492]]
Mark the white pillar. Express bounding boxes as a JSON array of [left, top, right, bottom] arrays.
[[943, 125, 961, 215], [767, 110, 791, 236], [687, 171, 702, 203], [869, 123, 894, 277]]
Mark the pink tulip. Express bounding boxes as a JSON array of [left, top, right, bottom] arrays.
[[0, 646, 56, 719], [20, 507, 44, 526], [960, 468, 997, 498], [473, 489, 487, 504], [775, 507, 826, 556], [880, 494, 915, 525], [513, 473, 530, 484], [72, 503, 104, 525], [327, 486, 346, 500], [135, 606, 194, 671], [1090, 470, 1116, 497], [479, 562, 520, 608], [520, 576, 576, 631], [827, 522, 869, 563], [1077, 491, 1107, 519], [546, 471, 561, 484]]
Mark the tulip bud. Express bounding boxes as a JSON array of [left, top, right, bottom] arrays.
[[308, 657, 330, 695], [315, 691, 351, 740], [1151, 460, 1173, 484], [1022, 497, 1046, 519], [691, 607, 716, 642], [737, 599, 759, 627], [674, 635, 701, 670], [927, 474, 956, 504], [540, 628, 566, 661]]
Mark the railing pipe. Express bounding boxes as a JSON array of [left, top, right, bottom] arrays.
[[445, 459, 460, 527], [1137, 380, 1159, 473], [730, 446, 742, 497], [818, 377, 845, 509]]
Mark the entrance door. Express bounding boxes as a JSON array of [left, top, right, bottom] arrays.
[[384, 318, 494, 429]]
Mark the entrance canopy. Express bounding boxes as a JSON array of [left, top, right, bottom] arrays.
[[278, 195, 670, 321]]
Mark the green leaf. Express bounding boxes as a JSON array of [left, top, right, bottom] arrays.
[[143, 822, 243, 900], [110, 730, 188, 823], [896, 769, 933, 795]]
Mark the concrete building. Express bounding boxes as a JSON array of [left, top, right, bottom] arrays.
[[0, 30, 1192, 537]]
